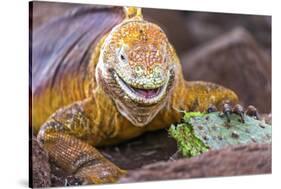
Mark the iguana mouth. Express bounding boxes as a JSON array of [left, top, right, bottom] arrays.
[[114, 72, 167, 104], [128, 84, 162, 99]]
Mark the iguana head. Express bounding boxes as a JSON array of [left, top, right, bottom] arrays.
[[96, 7, 177, 126]]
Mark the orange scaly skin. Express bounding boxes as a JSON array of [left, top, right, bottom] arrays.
[[33, 7, 238, 184]]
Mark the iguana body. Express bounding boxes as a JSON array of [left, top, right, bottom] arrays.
[[32, 6, 237, 184]]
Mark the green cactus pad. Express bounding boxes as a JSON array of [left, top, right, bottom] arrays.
[[169, 112, 271, 157]]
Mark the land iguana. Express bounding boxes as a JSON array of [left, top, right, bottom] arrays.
[[31, 6, 258, 184]]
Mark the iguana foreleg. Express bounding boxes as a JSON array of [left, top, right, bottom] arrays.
[[37, 102, 126, 184], [172, 81, 239, 112], [176, 81, 259, 121]]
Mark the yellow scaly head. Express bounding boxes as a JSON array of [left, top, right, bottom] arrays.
[[96, 7, 177, 126]]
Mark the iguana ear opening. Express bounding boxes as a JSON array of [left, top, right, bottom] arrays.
[[124, 7, 143, 20]]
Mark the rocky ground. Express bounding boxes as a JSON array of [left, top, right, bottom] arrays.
[[31, 136, 51, 188], [120, 143, 271, 183], [30, 2, 272, 187], [31, 113, 272, 187]]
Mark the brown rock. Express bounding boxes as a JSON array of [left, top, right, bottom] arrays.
[[30, 136, 51, 188], [99, 130, 178, 170], [184, 12, 271, 52], [143, 9, 193, 54], [181, 27, 271, 113], [49, 163, 83, 187], [119, 143, 271, 183], [30, 2, 116, 30], [32, 132, 272, 186], [31, 1, 78, 29]]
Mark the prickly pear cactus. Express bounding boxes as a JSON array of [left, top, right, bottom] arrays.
[[169, 112, 272, 157]]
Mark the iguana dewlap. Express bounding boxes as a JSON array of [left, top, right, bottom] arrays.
[[32, 7, 238, 184]]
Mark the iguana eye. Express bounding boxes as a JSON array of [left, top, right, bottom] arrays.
[[119, 53, 127, 63], [120, 54, 126, 61], [118, 46, 127, 63]]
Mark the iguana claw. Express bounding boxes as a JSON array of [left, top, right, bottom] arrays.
[[232, 104, 245, 123], [245, 105, 260, 120], [209, 103, 259, 124]]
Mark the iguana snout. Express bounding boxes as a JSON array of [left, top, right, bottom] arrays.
[[113, 42, 171, 104]]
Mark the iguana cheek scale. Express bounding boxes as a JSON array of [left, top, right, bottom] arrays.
[[33, 7, 238, 184]]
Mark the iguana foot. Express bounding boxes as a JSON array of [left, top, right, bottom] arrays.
[[208, 103, 259, 123], [75, 161, 127, 184]]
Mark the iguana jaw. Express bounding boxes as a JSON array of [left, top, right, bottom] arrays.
[[113, 71, 169, 105], [115, 97, 167, 127], [96, 58, 175, 127]]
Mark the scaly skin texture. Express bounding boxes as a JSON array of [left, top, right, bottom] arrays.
[[33, 7, 238, 184]]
